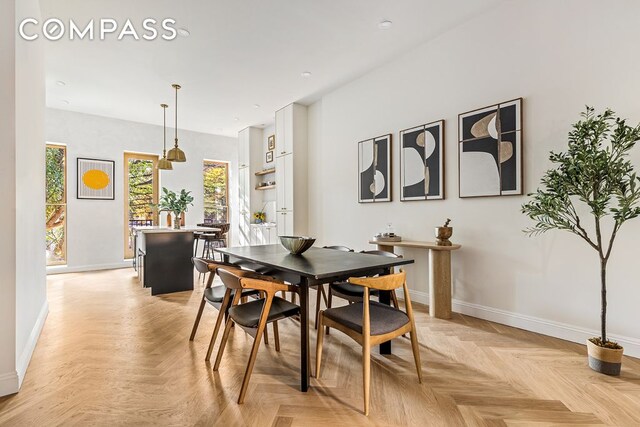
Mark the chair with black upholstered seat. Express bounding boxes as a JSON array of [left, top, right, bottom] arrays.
[[316, 270, 422, 416], [325, 250, 401, 334], [213, 267, 300, 404], [312, 245, 354, 328], [189, 258, 273, 361]]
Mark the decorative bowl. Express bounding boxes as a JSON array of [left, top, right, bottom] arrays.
[[279, 236, 315, 255]]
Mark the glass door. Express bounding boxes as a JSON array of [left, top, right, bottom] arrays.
[[124, 152, 159, 259], [46, 144, 67, 265]]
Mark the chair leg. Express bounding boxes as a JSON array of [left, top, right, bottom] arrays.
[[238, 320, 268, 404], [325, 287, 332, 335], [409, 329, 423, 383], [213, 317, 234, 371], [315, 311, 325, 378], [363, 341, 371, 416], [314, 286, 322, 329], [273, 321, 280, 352], [205, 306, 227, 361], [391, 290, 400, 309], [189, 298, 206, 341]]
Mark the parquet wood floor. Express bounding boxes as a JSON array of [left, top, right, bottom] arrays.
[[1, 268, 639, 426]]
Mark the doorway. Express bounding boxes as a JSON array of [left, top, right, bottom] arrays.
[[124, 152, 159, 259]]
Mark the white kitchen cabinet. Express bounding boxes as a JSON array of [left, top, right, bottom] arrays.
[[238, 128, 250, 169], [276, 211, 294, 236], [250, 224, 278, 245], [274, 103, 307, 237]]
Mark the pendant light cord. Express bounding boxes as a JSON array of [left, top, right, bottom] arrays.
[[174, 85, 178, 143]]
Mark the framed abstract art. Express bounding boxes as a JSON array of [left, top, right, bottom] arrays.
[[458, 98, 523, 198], [400, 120, 444, 201], [77, 157, 115, 200], [358, 134, 391, 203]]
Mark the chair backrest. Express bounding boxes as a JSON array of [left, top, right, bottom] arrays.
[[217, 267, 290, 294], [349, 271, 406, 291], [360, 249, 401, 258], [192, 257, 211, 274], [323, 245, 354, 252]]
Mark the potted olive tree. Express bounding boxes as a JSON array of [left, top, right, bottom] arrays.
[[522, 107, 640, 375], [156, 187, 194, 229]]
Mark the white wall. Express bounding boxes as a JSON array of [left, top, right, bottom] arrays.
[[307, 0, 640, 356], [0, 0, 19, 397], [45, 109, 238, 272], [1, 0, 48, 396]]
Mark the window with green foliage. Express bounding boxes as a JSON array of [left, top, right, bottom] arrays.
[[46, 144, 66, 265], [203, 160, 228, 223]]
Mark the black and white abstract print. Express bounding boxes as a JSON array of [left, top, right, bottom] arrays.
[[400, 120, 444, 201], [458, 98, 522, 197], [358, 134, 391, 203]]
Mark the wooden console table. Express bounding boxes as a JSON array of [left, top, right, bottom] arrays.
[[369, 240, 461, 319]]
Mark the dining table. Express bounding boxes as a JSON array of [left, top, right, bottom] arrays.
[[214, 244, 414, 392]]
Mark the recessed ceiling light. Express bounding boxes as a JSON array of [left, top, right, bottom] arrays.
[[177, 28, 190, 37], [301, 71, 312, 78], [253, 104, 260, 109], [56, 80, 66, 86], [378, 20, 393, 29], [234, 117, 239, 121], [61, 100, 70, 105]]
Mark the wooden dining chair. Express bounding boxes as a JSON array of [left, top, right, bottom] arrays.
[[213, 267, 300, 403], [315, 271, 422, 416], [313, 245, 354, 328], [325, 250, 401, 334], [189, 258, 272, 361]]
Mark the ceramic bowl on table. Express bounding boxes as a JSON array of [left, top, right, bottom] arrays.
[[279, 236, 315, 255]]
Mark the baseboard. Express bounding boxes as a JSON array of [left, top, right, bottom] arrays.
[[0, 371, 19, 397], [399, 289, 640, 359], [16, 300, 49, 387], [46, 261, 131, 275]]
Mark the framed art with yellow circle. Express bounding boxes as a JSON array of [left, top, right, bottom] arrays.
[[77, 157, 115, 200]]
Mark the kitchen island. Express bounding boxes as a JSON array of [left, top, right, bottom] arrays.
[[133, 226, 219, 295]]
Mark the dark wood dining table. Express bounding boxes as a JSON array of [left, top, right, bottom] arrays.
[[214, 244, 414, 392]]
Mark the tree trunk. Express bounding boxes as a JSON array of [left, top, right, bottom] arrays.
[[600, 258, 607, 343]]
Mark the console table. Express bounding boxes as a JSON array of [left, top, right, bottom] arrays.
[[368, 240, 461, 319]]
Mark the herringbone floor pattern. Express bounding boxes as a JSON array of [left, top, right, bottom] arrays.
[[1, 268, 639, 426]]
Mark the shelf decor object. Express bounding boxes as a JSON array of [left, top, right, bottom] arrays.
[[458, 98, 522, 197], [358, 134, 392, 203], [435, 218, 452, 246], [400, 120, 444, 201], [167, 83, 186, 162], [157, 103, 173, 170], [77, 157, 115, 200]]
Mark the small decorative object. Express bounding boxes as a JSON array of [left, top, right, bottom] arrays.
[[266, 151, 273, 163], [401, 120, 444, 201], [358, 134, 392, 203], [522, 106, 640, 375], [155, 187, 194, 230], [253, 211, 266, 224], [77, 157, 115, 200], [268, 134, 275, 150], [279, 236, 315, 255], [373, 222, 401, 242], [435, 218, 453, 246], [459, 98, 522, 197]]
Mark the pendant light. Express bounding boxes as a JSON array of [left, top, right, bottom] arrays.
[[167, 83, 186, 162], [157, 103, 173, 170]]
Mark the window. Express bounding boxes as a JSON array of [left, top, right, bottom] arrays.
[[203, 160, 229, 223], [124, 152, 159, 259], [46, 144, 67, 265]]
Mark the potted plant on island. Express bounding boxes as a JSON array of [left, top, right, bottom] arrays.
[[156, 187, 194, 230], [522, 107, 640, 375]]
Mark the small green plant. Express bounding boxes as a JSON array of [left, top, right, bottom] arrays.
[[156, 187, 194, 225], [522, 107, 640, 347]]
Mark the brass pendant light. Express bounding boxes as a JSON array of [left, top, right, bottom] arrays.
[[166, 83, 186, 162], [157, 103, 173, 170]]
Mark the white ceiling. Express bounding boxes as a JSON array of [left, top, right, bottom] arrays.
[[41, 0, 502, 137]]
